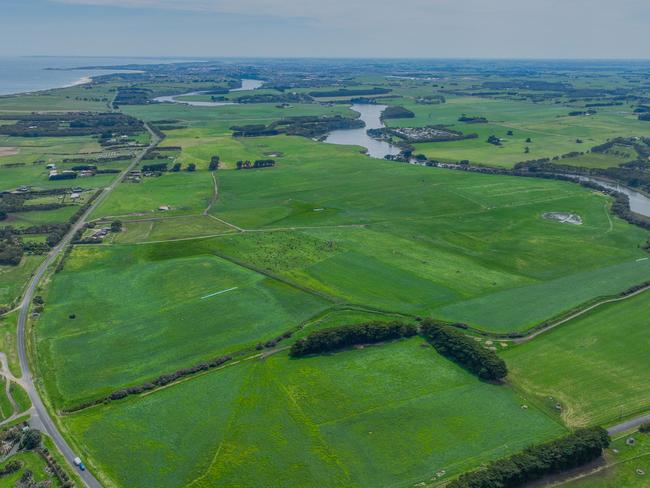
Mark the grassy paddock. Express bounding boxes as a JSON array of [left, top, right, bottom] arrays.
[[505, 289, 650, 427], [63, 339, 565, 488], [35, 241, 330, 408]]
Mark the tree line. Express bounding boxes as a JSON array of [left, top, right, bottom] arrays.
[[420, 319, 508, 381], [236, 159, 275, 170], [308, 87, 391, 98], [449, 427, 610, 488], [290, 321, 417, 357], [65, 354, 233, 412]]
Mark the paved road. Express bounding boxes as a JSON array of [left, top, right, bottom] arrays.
[[608, 412, 650, 436], [16, 124, 159, 488]]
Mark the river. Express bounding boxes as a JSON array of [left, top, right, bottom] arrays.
[[153, 79, 263, 106], [324, 104, 401, 159], [576, 176, 650, 217]]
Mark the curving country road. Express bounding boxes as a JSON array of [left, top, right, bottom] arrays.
[[15, 124, 159, 488]]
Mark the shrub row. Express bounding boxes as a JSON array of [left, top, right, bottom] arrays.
[[37, 447, 74, 487], [449, 427, 610, 488], [290, 321, 417, 357], [0, 460, 21, 477], [66, 355, 232, 412], [420, 319, 507, 381]]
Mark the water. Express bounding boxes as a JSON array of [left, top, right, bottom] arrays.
[[230, 79, 264, 92], [0, 56, 173, 96], [576, 176, 650, 217], [324, 104, 401, 159], [153, 79, 263, 106]]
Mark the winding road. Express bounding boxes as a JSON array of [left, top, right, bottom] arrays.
[[15, 124, 159, 488]]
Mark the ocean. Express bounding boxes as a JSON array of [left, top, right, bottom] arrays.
[[0, 56, 185, 96]]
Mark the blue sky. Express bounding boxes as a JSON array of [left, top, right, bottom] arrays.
[[2, 0, 650, 58]]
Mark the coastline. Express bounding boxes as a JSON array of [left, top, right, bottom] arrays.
[[0, 56, 151, 97]]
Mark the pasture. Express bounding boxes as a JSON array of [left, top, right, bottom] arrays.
[[388, 96, 650, 168], [62, 339, 565, 488], [35, 241, 331, 408], [505, 289, 650, 427], [8, 64, 650, 488]]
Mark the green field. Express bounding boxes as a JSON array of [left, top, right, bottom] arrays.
[[36, 242, 331, 408], [4, 61, 650, 488], [0, 256, 41, 310], [505, 289, 650, 427], [63, 339, 565, 488], [379, 96, 650, 168]]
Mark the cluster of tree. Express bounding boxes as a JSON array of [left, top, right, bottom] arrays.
[[458, 114, 488, 123], [232, 115, 364, 139], [229, 124, 279, 137], [0, 237, 23, 265], [638, 113, 650, 121], [415, 95, 446, 105], [22, 240, 50, 256], [14, 469, 43, 488], [142, 162, 168, 172], [290, 321, 417, 357], [66, 355, 232, 412], [568, 110, 597, 116], [381, 106, 415, 119], [487, 135, 502, 146], [308, 87, 391, 97], [349, 97, 378, 104], [420, 320, 508, 381], [63, 154, 131, 164], [70, 164, 97, 171], [112, 86, 153, 107], [0, 112, 143, 138], [0, 460, 21, 477], [553, 151, 585, 160], [235, 93, 313, 104], [449, 427, 610, 488], [236, 159, 276, 170], [634, 105, 650, 113], [209, 156, 220, 170], [586, 101, 622, 107], [640, 421, 650, 433], [19, 430, 41, 451], [48, 172, 77, 181]]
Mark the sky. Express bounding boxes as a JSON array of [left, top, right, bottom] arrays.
[[2, 0, 650, 58]]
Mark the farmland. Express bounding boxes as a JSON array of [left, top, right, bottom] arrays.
[[1, 59, 650, 487], [505, 288, 650, 427], [62, 340, 565, 488]]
